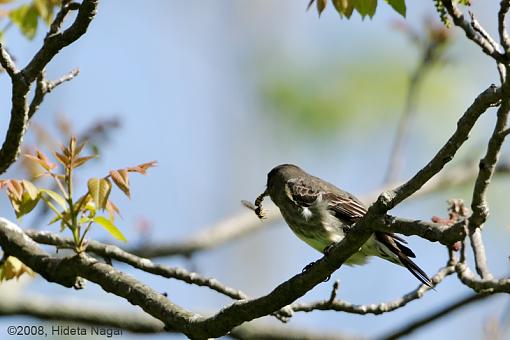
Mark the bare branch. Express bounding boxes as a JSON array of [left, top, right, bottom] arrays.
[[0, 295, 353, 340], [379, 292, 495, 340], [441, 0, 506, 63], [456, 263, 510, 293], [372, 216, 465, 245], [466, 90, 510, 279], [26, 230, 250, 301], [499, 0, 510, 54], [46, 0, 81, 39], [469, 11, 500, 53], [371, 84, 501, 213], [289, 264, 455, 315], [24, 0, 99, 82], [28, 68, 80, 119], [0, 218, 203, 337], [0, 44, 17, 77], [0, 0, 99, 175]]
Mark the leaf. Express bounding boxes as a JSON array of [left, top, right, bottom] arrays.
[[93, 216, 127, 242], [54, 151, 69, 167], [6, 179, 23, 201], [87, 178, 112, 210], [332, 0, 354, 18], [16, 191, 40, 218], [110, 169, 130, 198], [9, 4, 39, 40], [105, 200, 121, 220], [316, 0, 327, 16], [127, 160, 157, 175], [40, 188, 67, 210], [24, 149, 56, 171], [33, 0, 56, 25], [385, 0, 406, 17], [0, 256, 34, 282], [73, 155, 95, 168], [22, 180, 39, 200], [352, 0, 377, 18], [48, 214, 61, 225]]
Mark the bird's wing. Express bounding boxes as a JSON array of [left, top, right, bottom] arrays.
[[286, 177, 367, 222], [285, 178, 322, 207], [375, 232, 432, 287], [323, 191, 367, 222]]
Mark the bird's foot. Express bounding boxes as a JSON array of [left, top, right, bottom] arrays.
[[302, 260, 331, 282], [323, 242, 338, 256]]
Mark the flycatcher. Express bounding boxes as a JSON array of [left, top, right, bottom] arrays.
[[255, 164, 431, 286]]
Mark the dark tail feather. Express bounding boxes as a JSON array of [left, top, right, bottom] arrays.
[[398, 254, 432, 287]]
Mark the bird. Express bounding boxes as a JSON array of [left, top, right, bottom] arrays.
[[255, 163, 431, 287]]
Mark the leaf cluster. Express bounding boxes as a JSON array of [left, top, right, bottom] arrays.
[[308, 0, 406, 19], [0, 136, 156, 255], [3, 0, 61, 40]]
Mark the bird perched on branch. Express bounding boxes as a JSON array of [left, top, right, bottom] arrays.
[[253, 164, 431, 287]]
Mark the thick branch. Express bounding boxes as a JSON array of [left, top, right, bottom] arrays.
[[0, 218, 200, 337], [24, 0, 99, 82]]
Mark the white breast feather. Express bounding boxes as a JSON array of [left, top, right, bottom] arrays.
[[301, 207, 312, 220]]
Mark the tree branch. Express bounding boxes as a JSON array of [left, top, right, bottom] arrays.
[[441, 0, 506, 63], [24, 0, 99, 82], [28, 68, 80, 119], [456, 263, 510, 293], [0, 0, 99, 175], [289, 263, 455, 315], [26, 230, 250, 301], [379, 291, 495, 340], [499, 0, 510, 55], [371, 84, 501, 213]]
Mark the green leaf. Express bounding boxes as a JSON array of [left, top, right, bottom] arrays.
[[385, 0, 406, 17], [40, 189, 67, 211], [333, 0, 354, 18], [9, 4, 39, 40], [16, 191, 40, 218], [87, 178, 112, 210], [22, 180, 39, 200], [33, 0, 55, 25], [93, 216, 127, 242], [353, 0, 377, 18]]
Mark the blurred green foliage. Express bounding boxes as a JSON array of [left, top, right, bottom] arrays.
[[2, 0, 60, 40], [259, 57, 462, 135]]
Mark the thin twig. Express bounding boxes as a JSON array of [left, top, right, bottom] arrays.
[[26, 230, 249, 301], [289, 264, 455, 315], [379, 292, 495, 339], [28, 68, 80, 119]]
